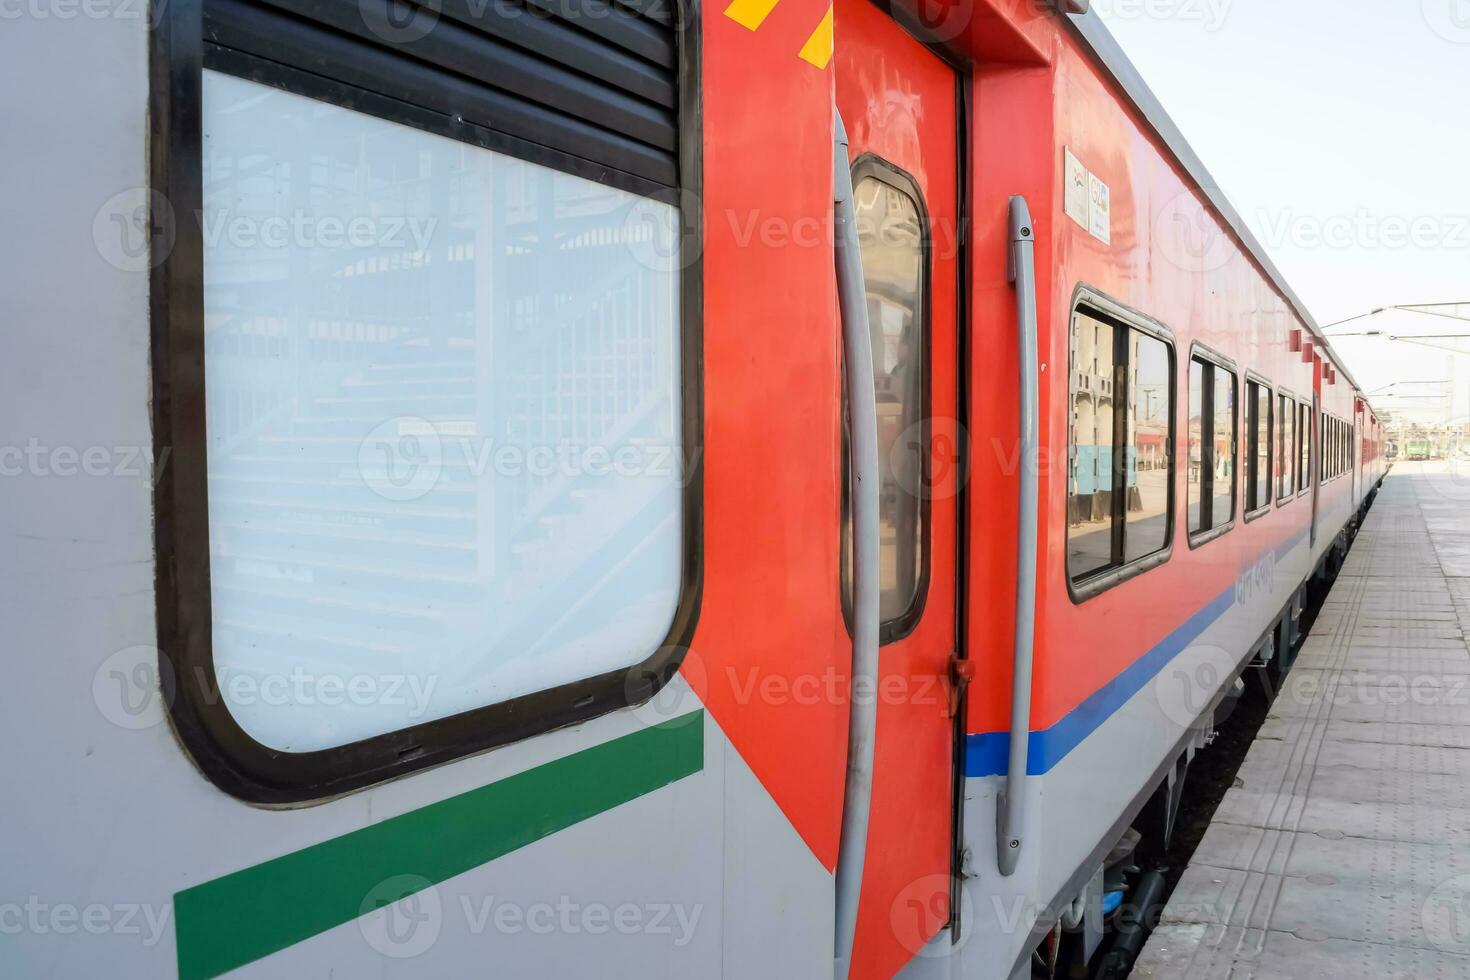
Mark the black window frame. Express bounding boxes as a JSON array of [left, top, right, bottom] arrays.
[[1243, 373, 1274, 521], [148, 0, 705, 804], [1321, 414, 1329, 481], [1275, 386, 1296, 506], [1185, 343, 1236, 550], [839, 154, 934, 647], [1297, 399, 1312, 496], [1330, 417, 1337, 479], [1065, 287, 1177, 603]]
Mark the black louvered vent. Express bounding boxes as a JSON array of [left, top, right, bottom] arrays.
[[203, 0, 680, 194]]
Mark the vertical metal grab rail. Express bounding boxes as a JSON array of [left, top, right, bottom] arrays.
[[997, 196, 1039, 877], [832, 110, 881, 977]]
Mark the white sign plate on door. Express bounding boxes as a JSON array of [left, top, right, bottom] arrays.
[[1088, 172, 1111, 245], [1064, 147, 1089, 230]]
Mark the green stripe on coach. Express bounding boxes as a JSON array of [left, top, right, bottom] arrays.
[[174, 712, 705, 979]]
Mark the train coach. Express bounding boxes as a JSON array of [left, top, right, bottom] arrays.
[[3, 0, 1387, 977]]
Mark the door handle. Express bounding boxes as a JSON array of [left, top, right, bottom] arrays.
[[997, 196, 1039, 878], [831, 109, 881, 978]]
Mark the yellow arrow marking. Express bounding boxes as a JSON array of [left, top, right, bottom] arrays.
[[798, 4, 833, 69], [723, 0, 781, 30]]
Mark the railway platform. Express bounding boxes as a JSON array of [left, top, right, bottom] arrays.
[[1135, 462, 1470, 978]]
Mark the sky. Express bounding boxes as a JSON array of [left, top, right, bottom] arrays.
[[1093, 0, 1470, 423]]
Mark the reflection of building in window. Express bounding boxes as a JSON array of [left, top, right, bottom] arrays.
[[1067, 304, 1174, 582], [1245, 381, 1273, 511], [200, 72, 684, 751], [1187, 357, 1237, 537], [849, 173, 925, 624]]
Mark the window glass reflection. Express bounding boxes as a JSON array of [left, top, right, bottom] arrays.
[[1187, 359, 1205, 534], [852, 176, 925, 623], [1124, 333, 1170, 562], [1067, 310, 1117, 578], [201, 71, 684, 751], [1212, 366, 1234, 527]]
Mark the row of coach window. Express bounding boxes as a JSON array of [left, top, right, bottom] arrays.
[[1066, 297, 1355, 592]]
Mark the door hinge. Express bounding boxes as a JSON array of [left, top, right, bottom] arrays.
[[947, 652, 974, 718]]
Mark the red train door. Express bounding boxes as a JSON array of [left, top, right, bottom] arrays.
[[835, 1, 962, 975]]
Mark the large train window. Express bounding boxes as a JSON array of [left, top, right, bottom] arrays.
[[842, 158, 929, 636], [1244, 378, 1272, 517], [1186, 350, 1235, 546], [1276, 391, 1295, 504], [151, 0, 702, 801], [1066, 296, 1175, 594]]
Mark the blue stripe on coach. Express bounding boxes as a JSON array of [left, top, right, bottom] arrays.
[[964, 528, 1310, 778]]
